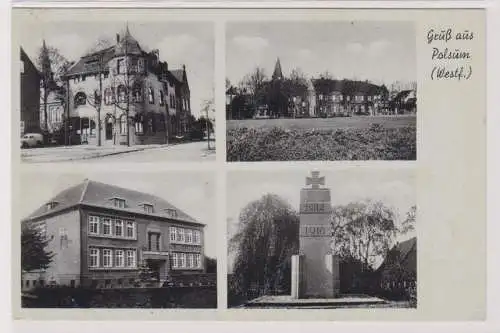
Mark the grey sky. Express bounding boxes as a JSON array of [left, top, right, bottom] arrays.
[[227, 167, 416, 270], [20, 170, 216, 258], [18, 19, 214, 118], [227, 21, 416, 87]]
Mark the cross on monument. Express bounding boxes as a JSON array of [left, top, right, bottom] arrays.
[[306, 171, 325, 189]]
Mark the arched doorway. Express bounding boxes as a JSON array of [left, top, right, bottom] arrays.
[[105, 116, 114, 141]]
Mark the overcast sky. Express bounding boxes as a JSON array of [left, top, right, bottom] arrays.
[[18, 20, 214, 118], [226, 21, 416, 87], [227, 167, 416, 271], [19, 170, 216, 258]]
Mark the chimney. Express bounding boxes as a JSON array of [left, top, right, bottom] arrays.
[[116, 33, 120, 43], [182, 64, 186, 71]]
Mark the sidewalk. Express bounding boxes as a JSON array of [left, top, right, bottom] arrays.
[[21, 144, 169, 163]]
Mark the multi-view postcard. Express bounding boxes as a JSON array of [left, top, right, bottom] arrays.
[[11, 7, 486, 322]]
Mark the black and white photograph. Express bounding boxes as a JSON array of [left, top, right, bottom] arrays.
[[19, 170, 217, 308], [227, 168, 416, 308], [226, 21, 417, 161], [17, 14, 215, 163]]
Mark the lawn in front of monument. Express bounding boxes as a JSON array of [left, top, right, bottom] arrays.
[[226, 115, 416, 161]]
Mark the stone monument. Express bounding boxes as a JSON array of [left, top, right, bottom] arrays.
[[291, 171, 340, 299]]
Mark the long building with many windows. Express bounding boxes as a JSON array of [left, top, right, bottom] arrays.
[[21, 179, 206, 290]]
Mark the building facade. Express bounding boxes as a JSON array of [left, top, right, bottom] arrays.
[[20, 48, 41, 135], [62, 26, 192, 146], [225, 58, 407, 119], [39, 90, 65, 134], [21, 179, 206, 290]]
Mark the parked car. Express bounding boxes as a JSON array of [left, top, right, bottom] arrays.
[[21, 133, 44, 148]]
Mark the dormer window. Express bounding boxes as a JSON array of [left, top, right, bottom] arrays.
[[46, 201, 58, 210], [164, 208, 177, 218], [112, 198, 126, 208], [142, 204, 154, 214]]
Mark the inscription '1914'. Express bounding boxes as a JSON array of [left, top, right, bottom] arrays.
[[300, 225, 331, 237]]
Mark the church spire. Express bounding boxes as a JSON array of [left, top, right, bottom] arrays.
[[272, 57, 284, 81]]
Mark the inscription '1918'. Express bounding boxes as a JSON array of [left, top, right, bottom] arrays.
[[300, 225, 331, 237], [300, 202, 330, 213]]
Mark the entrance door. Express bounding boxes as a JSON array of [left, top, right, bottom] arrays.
[[105, 118, 113, 141]]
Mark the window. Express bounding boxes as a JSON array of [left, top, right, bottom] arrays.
[[102, 218, 112, 236], [120, 115, 127, 134], [177, 228, 185, 243], [117, 85, 127, 103], [117, 59, 124, 74], [115, 250, 124, 268], [159, 90, 165, 105], [89, 216, 100, 235], [89, 248, 99, 267], [186, 253, 192, 268], [165, 208, 177, 218], [103, 249, 112, 267], [20, 60, 24, 73], [104, 88, 114, 105], [148, 88, 154, 104], [185, 230, 192, 244], [113, 198, 126, 208], [172, 253, 178, 268], [170, 95, 174, 108], [195, 254, 201, 268], [148, 116, 154, 133], [148, 232, 161, 252], [193, 230, 201, 245], [138, 58, 145, 72], [170, 227, 177, 242], [46, 201, 58, 210], [143, 204, 154, 214], [114, 220, 123, 237], [126, 221, 135, 238], [133, 83, 143, 102], [74, 92, 87, 106], [135, 117, 144, 135], [179, 253, 186, 268], [126, 250, 136, 267]]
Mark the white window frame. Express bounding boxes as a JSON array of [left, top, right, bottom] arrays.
[[126, 250, 136, 268], [126, 221, 135, 239], [185, 229, 192, 244], [179, 253, 186, 268], [115, 249, 124, 268], [102, 249, 112, 268], [102, 218, 112, 236], [143, 204, 154, 214], [170, 227, 177, 242], [186, 253, 192, 268], [194, 230, 201, 245], [89, 216, 100, 235], [114, 198, 126, 208], [172, 253, 178, 268], [89, 248, 99, 268], [177, 228, 185, 243], [114, 219, 123, 237]]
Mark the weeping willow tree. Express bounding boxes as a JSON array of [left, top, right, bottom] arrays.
[[230, 194, 299, 299]]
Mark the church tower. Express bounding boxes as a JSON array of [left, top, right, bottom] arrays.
[[272, 57, 284, 81]]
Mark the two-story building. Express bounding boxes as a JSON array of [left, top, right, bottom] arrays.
[[61, 26, 192, 146], [20, 47, 41, 135], [21, 179, 206, 290]]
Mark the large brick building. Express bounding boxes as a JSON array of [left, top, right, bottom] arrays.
[[21, 179, 206, 290], [61, 26, 192, 146], [20, 47, 41, 135]]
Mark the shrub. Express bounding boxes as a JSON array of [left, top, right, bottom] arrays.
[[226, 126, 416, 161]]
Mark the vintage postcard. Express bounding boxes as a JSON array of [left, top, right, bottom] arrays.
[[11, 7, 486, 322]]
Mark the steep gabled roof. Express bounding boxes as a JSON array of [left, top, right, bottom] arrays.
[[20, 47, 41, 77], [24, 179, 203, 226], [377, 237, 417, 274]]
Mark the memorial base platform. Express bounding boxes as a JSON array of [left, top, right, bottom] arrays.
[[244, 294, 388, 308]]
